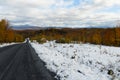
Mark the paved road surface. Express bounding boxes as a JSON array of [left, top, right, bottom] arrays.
[[0, 42, 57, 80]]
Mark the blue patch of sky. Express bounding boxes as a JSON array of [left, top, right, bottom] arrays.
[[73, 0, 80, 6], [104, 6, 120, 13], [50, 0, 94, 9], [83, 0, 93, 4], [67, 0, 94, 8], [96, 5, 120, 13], [63, 0, 80, 8]]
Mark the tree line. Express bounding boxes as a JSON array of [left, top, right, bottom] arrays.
[[0, 19, 24, 43], [1, 19, 120, 46], [29, 28, 120, 46]]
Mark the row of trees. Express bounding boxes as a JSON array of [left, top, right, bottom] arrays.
[[0, 19, 24, 43], [1, 19, 120, 46], [29, 28, 120, 46]]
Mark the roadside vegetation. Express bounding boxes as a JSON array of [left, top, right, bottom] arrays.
[[0, 19, 24, 43]]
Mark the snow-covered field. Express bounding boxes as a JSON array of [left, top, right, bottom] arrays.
[[31, 41, 120, 80]]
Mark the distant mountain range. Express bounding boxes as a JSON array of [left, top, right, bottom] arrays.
[[11, 25, 114, 30], [12, 25, 63, 30]]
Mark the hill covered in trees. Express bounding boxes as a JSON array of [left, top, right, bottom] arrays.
[[0, 19, 120, 46]]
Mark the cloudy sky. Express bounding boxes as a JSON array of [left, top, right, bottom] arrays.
[[0, 0, 120, 27]]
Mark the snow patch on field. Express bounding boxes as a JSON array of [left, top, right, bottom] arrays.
[[31, 41, 120, 80]]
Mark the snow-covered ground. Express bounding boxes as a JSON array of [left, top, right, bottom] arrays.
[[31, 41, 120, 80], [0, 42, 119, 80], [0, 43, 16, 47]]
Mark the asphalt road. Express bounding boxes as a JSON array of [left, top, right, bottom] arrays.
[[0, 42, 57, 80]]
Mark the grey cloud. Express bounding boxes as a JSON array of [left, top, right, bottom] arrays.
[[0, 0, 120, 27]]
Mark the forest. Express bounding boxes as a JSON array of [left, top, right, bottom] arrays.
[[0, 19, 23, 43], [0, 19, 120, 46]]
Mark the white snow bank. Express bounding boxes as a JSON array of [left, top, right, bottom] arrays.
[[0, 43, 16, 47], [31, 41, 120, 80]]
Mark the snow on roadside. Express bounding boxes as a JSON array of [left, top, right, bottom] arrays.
[[0, 43, 16, 47], [31, 41, 120, 80]]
